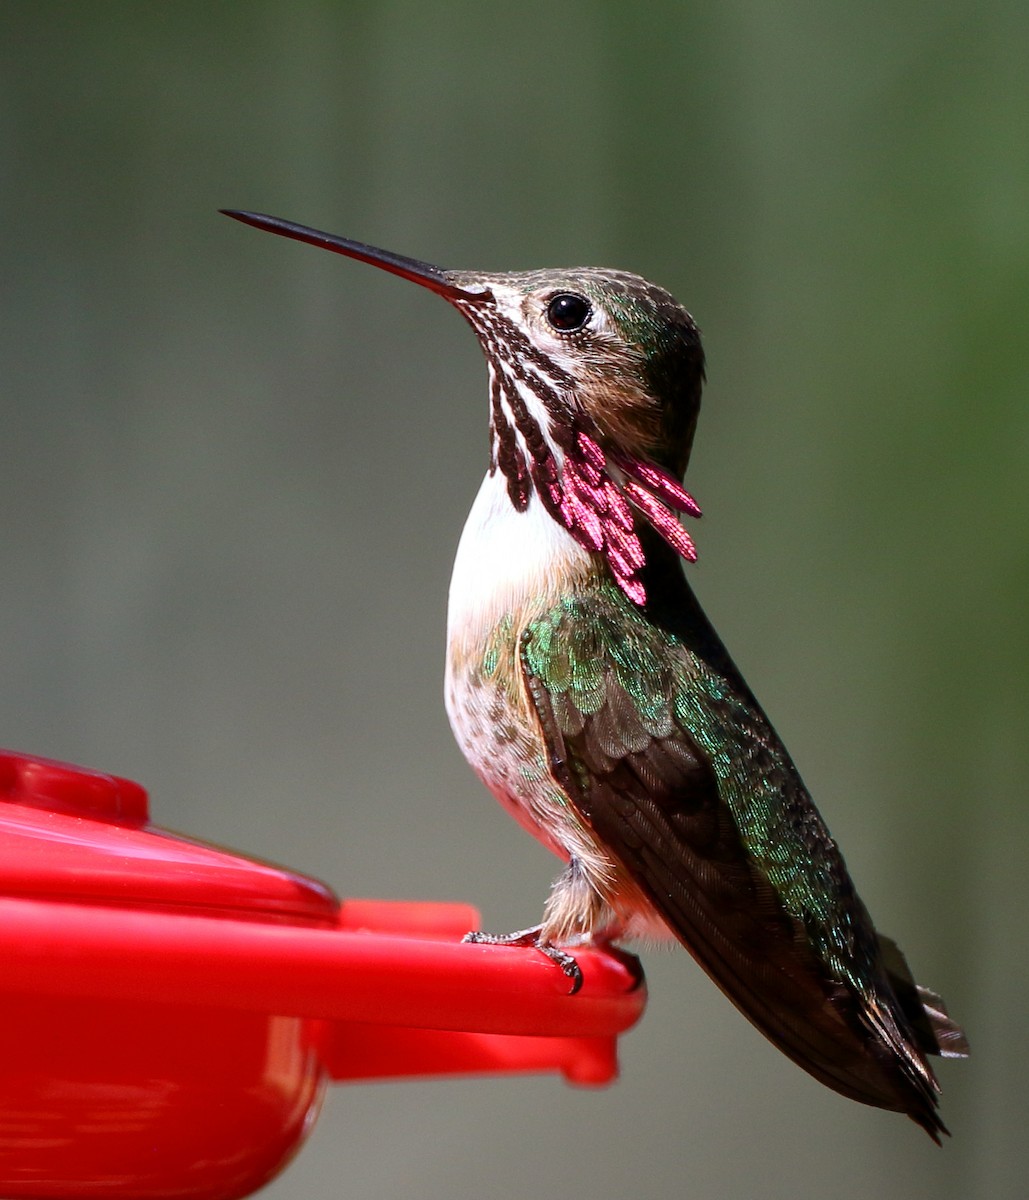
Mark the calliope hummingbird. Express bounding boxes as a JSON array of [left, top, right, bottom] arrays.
[[224, 209, 967, 1139]]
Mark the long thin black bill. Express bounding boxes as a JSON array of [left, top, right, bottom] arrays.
[[221, 210, 485, 301]]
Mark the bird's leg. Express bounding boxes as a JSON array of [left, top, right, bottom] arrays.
[[462, 859, 609, 994], [462, 924, 584, 993], [543, 858, 646, 991]]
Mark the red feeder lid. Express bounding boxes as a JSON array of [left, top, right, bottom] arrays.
[[0, 751, 339, 926]]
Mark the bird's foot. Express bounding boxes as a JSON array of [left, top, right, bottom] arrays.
[[462, 924, 584, 994]]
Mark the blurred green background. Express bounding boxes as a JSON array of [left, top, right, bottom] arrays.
[[1, 2, 1026, 1197]]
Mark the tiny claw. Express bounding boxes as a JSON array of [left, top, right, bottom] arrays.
[[538, 942, 584, 994], [462, 926, 583, 993]]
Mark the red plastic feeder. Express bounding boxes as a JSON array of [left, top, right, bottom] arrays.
[[0, 750, 645, 1199]]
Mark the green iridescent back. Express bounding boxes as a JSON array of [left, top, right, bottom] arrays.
[[520, 573, 883, 995]]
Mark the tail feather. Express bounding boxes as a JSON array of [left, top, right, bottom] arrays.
[[878, 934, 970, 1060], [915, 984, 971, 1059]]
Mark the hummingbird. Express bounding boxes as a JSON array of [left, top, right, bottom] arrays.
[[222, 209, 968, 1139]]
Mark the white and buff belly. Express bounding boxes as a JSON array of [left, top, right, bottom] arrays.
[[444, 471, 671, 942]]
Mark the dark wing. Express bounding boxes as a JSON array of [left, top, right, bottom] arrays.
[[520, 581, 947, 1135]]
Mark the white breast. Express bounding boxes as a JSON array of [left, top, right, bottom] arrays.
[[443, 470, 673, 940], [446, 470, 591, 651]]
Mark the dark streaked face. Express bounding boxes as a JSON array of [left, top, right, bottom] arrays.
[[444, 268, 703, 605], [449, 267, 705, 475]]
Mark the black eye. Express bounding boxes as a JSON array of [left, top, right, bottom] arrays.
[[546, 292, 592, 333]]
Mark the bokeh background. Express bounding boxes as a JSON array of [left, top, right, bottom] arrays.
[[2, 3, 1026, 1197]]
